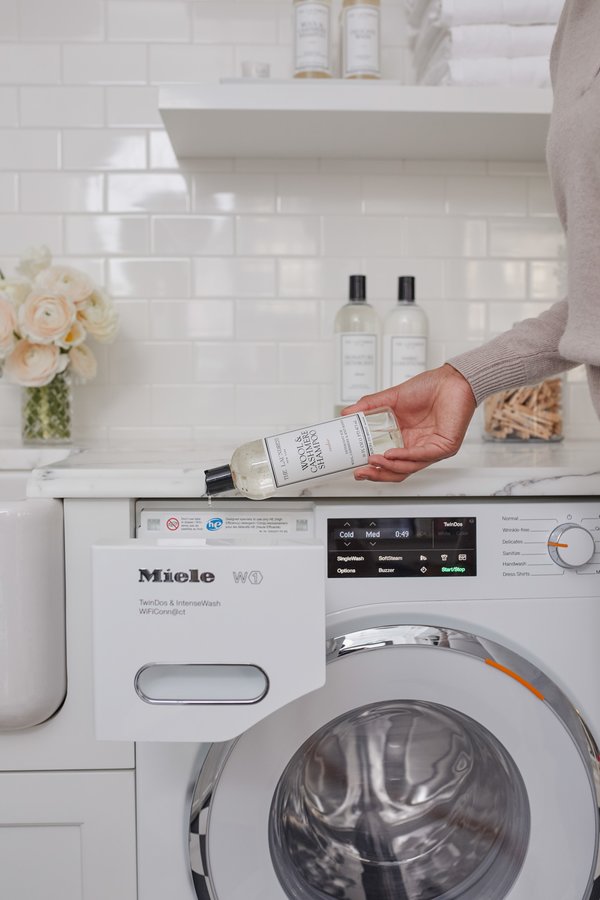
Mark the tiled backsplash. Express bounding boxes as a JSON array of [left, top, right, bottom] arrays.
[[1, 0, 598, 445]]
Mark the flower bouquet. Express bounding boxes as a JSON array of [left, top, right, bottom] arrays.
[[0, 246, 118, 443]]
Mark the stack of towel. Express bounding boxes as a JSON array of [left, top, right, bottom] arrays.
[[407, 0, 563, 86]]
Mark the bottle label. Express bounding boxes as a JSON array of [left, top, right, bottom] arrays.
[[294, 2, 331, 74], [343, 6, 380, 77], [335, 333, 378, 405], [264, 413, 375, 488], [384, 335, 427, 385]]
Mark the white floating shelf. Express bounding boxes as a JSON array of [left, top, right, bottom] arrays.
[[159, 81, 552, 161]]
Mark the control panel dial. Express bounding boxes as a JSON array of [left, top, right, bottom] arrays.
[[547, 524, 595, 569]]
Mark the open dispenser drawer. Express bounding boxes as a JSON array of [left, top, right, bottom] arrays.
[[92, 537, 325, 742]]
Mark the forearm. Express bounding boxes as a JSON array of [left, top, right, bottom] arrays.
[[447, 299, 578, 406]]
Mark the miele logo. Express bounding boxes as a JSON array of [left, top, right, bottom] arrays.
[[443, 521, 464, 528], [138, 568, 215, 584]]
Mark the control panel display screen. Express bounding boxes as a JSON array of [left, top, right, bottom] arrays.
[[328, 517, 477, 578]]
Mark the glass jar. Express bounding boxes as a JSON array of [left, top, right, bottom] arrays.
[[483, 376, 564, 443]]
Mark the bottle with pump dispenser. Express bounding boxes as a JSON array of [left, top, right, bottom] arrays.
[[204, 408, 402, 500], [382, 276, 428, 389], [334, 274, 380, 417], [341, 0, 381, 79], [293, 0, 332, 78]]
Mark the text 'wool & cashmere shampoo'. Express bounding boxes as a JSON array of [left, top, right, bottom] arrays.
[[204, 409, 402, 500], [382, 276, 428, 389], [334, 274, 380, 417]]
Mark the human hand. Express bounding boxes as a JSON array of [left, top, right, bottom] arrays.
[[342, 364, 477, 483]]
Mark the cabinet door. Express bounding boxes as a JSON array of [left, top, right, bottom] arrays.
[[0, 771, 137, 900]]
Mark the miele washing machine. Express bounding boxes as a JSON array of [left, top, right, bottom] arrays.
[[92, 495, 600, 900]]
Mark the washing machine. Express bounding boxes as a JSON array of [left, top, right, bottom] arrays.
[[93, 495, 600, 900]]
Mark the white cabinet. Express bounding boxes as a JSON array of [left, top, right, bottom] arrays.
[[0, 498, 138, 898], [0, 770, 137, 900]]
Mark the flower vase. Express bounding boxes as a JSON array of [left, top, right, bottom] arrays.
[[21, 370, 72, 444]]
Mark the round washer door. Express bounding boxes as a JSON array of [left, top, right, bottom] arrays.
[[189, 625, 600, 900]]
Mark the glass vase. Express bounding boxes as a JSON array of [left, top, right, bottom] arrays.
[[21, 370, 72, 445]]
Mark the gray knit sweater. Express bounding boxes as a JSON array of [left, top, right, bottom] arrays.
[[449, 0, 600, 419]]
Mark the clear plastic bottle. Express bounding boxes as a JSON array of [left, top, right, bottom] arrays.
[[204, 408, 402, 500], [382, 276, 428, 389], [293, 0, 333, 79], [334, 274, 380, 417], [341, 0, 381, 80]]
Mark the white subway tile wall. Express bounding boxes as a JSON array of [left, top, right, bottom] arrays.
[[1, 0, 598, 446]]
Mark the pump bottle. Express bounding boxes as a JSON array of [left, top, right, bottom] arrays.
[[204, 408, 402, 501], [382, 276, 428, 389], [334, 274, 380, 417]]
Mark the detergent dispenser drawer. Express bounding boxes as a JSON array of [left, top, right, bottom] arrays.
[[92, 539, 325, 742]]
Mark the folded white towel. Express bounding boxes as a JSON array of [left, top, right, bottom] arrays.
[[420, 55, 551, 86], [414, 24, 556, 79], [407, 0, 563, 28]]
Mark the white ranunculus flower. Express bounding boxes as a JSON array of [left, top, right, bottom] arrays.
[[77, 289, 119, 342], [69, 343, 97, 382], [0, 294, 17, 357], [0, 277, 31, 307], [16, 245, 52, 280], [18, 289, 76, 345], [4, 340, 68, 387], [34, 265, 94, 305], [57, 319, 86, 350]]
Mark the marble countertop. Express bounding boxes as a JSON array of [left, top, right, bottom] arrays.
[[22, 440, 600, 499]]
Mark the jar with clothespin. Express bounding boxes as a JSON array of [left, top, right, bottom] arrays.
[[483, 376, 565, 443]]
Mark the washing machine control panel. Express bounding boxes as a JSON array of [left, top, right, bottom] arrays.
[[327, 517, 477, 578]]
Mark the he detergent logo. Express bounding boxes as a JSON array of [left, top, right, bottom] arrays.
[[206, 517, 224, 532]]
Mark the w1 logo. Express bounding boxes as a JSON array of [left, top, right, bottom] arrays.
[[232, 570, 263, 585]]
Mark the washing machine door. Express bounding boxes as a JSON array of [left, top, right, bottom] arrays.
[[189, 624, 600, 900]]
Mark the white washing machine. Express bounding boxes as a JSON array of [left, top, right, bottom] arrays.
[[94, 495, 600, 900]]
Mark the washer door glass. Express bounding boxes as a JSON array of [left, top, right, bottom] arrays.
[[268, 700, 529, 900], [189, 626, 599, 900]]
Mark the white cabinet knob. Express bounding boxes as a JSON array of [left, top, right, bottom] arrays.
[[547, 524, 596, 569]]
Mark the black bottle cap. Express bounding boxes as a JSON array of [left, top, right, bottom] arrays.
[[398, 275, 415, 302], [349, 274, 366, 302], [204, 464, 235, 496]]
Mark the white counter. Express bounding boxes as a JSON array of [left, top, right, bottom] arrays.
[[26, 440, 600, 499]]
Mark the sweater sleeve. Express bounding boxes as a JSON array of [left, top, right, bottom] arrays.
[[447, 300, 578, 406]]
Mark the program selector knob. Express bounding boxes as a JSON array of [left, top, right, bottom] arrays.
[[547, 524, 595, 569]]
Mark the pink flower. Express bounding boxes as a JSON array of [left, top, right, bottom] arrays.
[[76, 289, 118, 342], [16, 245, 52, 280], [4, 340, 68, 387], [57, 319, 86, 350], [34, 265, 93, 305], [0, 294, 17, 357], [69, 344, 97, 382], [18, 289, 76, 344]]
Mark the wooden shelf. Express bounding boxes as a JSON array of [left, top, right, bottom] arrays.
[[159, 81, 552, 161]]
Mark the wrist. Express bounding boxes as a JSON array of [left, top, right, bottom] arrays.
[[442, 363, 477, 408]]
